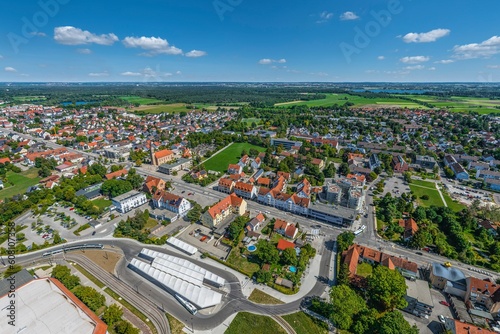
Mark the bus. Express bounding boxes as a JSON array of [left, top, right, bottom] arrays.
[[353, 225, 366, 235], [175, 294, 197, 315]]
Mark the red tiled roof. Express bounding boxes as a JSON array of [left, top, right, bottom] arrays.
[[105, 168, 128, 180], [154, 149, 174, 159], [207, 193, 244, 219], [234, 182, 254, 192], [277, 239, 295, 251]]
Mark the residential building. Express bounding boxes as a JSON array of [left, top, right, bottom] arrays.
[[347, 189, 363, 210], [143, 175, 166, 194], [465, 277, 500, 309], [111, 190, 147, 213], [277, 239, 296, 251], [342, 244, 418, 280], [415, 155, 437, 169], [485, 178, 500, 191], [151, 148, 174, 166], [218, 178, 235, 194], [392, 155, 409, 173], [233, 181, 257, 199], [201, 193, 247, 228], [429, 262, 467, 299], [369, 153, 381, 170], [246, 213, 265, 232], [468, 161, 490, 171], [444, 318, 495, 334], [270, 138, 302, 150], [477, 220, 498, 236], [227, 164, 242, 175], [152, 190, 192, 217], [105, 168, 128, 180], [296, 178, 311, 198], [273, 219, 298, 239], [398, 218, 419, 241], [158, 158, 191, 175], [477, 169, 500, 181], [445, 155, 470, 180]]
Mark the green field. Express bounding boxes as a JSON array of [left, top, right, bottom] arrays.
[[442, 192, 467, 212], [225, 247, 260, 276], [356, 262, 373, 278], [203, 143, 266, 172], [274, 93, 500, 113], [241, 117, 261, 126], [409, 184, 444, 207], [248, 289, 284, 305], [410, 179, 437, 188], [130, 103, 222, 115], [0, 168, 40, 200], [225, 312, 287, 334], [120, 95, 164, 105], [282, 312, 328, 334], [13, 95, 47, 102], [92, 198, 111, 210]]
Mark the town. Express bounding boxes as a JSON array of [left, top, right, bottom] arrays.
[[0, 84, 499, 334]]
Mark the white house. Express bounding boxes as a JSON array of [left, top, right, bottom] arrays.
[[112, 190, 147, 213], [152, 190, 192, 217]]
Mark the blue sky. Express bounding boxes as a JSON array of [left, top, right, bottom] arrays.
[[1, 0, 499, 82]]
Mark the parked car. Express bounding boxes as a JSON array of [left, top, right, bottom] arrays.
[[440, 301, 450, 307], [416, 252, 423, 255], [438, 315, 445, 323], [92, 231, 96, 236]]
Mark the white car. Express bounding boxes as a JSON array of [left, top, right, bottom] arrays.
[[438, 315, 445, 323]]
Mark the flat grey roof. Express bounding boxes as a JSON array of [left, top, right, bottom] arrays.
[[406, 279, 433, 307], [112, 189, 144, 202], [0, 269, 34, 297], [311, 202, 358, 220]]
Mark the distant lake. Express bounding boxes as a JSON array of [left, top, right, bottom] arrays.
[[61, 101, 97, 106], [352, 89, 428, 94]]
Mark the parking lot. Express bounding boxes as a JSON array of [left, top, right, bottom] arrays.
[[177, 224, 230, 260], [382, 175, 411, 196], [443, 183, 494, 206]]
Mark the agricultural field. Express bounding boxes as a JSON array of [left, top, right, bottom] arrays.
[[241, 117, 261, 126], [0, 168, 40, 200], [203, 142, 266, 173], [402, 95, 500, 113], [275, 93, 424, 109], [13, 95, 47, 102], [119, 95, 164, 105], [129, 103, 222, 114], [225, 312, 287, 334]]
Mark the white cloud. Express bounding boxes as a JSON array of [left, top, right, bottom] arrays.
[[176, 70, 182, 75], [453, 36, 500, 59], [88, 72, 109, 77], [400, 56, 430, 64], [316, 11, 333, 23], [4, 67, 17, 72], [404, 65, 425, 70], [428, 67, 436, 71], [258, 58, 286, 65], [487, 65, 500, 69], [377, 56, 385, 60], [402, 28, 450, 43], [121, 71, 142, 76], [185, 50, 207, 58], [340, 11, 359, 21], [122, 36, 182, 56], [29, 31, 46, 37], [434, 59, 454, 64], [77, 48, 92, 54], [54, 26, 118, 45]]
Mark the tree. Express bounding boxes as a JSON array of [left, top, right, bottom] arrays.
[[88, 163, 107, 177], [330, 284, 366, 330], [281, 247, 298, 266], [367, 266, 408, 311], [256, 239, 280, 265], [187, 203, 201, 223], [72, 286, 106, 312], [101, 179, 133, 197], [338, 162, 350, 176], [403, 172, 412, 183], [115, 320, 139, 334], [337, 263, 350, 286], [337, 231, 355, 252], [3, 264, 22, 278], [103, 304, 123, 326], [351, 308, 378, 334], [255, 269, 272, 283], [374, 311, 419, 334]]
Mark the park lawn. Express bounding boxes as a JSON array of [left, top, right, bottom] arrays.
[[409, 184, 444, 207], [92, 198, 111, 210], [410, 179, 436, 188], [282, 312, 328, 334], [120, 95, 164, 105], [0, 168, 41, 200], [142, 218, 159, 232], [165, 313, 185, 334], [248, 289, 284, 305], [241, 117, 261, 126], [225, 312, 287, 334], [203, 142, 266, 172], [226, 248, 260, 277], [442, 192, 467, 212], [356, 262, 373, 278]]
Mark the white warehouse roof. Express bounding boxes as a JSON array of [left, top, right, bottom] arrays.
[[140, 248, 225, 287], [130, 258, 222, 309], [152, 257, 205, 284], [0, 278, 106, 334], [166, 237, 198, 255]]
